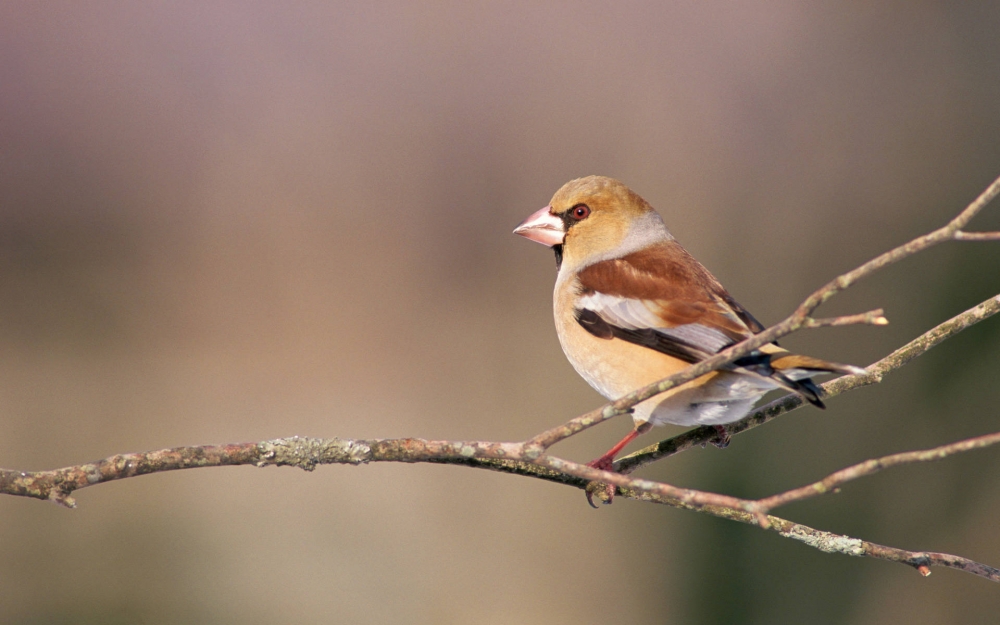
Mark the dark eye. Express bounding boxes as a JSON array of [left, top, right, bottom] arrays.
[[570, 204, 591, 220]]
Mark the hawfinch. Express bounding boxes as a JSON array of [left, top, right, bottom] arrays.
[[514, 176, 861, 497]]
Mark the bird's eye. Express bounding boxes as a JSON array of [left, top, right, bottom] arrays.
[[570, 204, 591, 220]]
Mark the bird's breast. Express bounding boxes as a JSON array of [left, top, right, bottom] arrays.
[[552, 275, 690, 406]]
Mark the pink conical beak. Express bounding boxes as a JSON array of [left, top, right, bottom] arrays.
[[513, 206, 565, 247]]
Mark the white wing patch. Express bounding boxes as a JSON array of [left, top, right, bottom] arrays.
[[576, 292, 735, 354], [577, 292, 662, 329], [660, 323, 733, 353]]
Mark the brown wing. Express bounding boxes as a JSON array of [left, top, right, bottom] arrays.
[[574, 242, 857, 407], [576, 242, 758, 346]]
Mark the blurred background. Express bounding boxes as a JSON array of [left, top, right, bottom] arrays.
[[2, 2, 1000, 623]]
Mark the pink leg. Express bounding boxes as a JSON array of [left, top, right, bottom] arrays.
[[585, 422, 653, 507], [586, 428, 642, 472]]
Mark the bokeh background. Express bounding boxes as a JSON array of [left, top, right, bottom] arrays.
[[2, 2, 1000, 624]]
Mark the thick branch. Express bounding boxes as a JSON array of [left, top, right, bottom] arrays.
[[4, 429, 998, 582], [0, 443, 261, 508]]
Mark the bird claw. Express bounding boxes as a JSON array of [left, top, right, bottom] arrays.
[[711, 424, 731, 449], [585, 481, 616, 507], [585, 456, 617, 507]]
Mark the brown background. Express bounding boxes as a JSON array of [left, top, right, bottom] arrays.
[[2, 2, 1000, 624]]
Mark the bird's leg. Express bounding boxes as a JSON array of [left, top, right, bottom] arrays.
[[585, 421, 653, 507], [586, 426, 646, 471]]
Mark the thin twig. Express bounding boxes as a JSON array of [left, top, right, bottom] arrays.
[[954, 231, 1000, 241], [805, 308, 888, 328], [751, 431, 1000, 514]]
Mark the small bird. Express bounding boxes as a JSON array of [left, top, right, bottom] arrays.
[[514, 176, 862, 504]]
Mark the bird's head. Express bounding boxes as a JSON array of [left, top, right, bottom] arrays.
[[513, 175, 671, 272]]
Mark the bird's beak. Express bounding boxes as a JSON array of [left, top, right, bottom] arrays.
[[513, 206, 565, 247]]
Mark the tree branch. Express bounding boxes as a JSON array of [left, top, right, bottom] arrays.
[[953, 231, 1000, 241], [5, 425, 998, 581], [752, 430, 1000, 512], [2, 174, 1000, 583], [621, 489, 1000, 582]]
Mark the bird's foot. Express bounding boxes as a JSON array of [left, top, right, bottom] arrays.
[[711, 424, 731, 449], [582, 425, 650, 507], [584, 455, 618, 507]]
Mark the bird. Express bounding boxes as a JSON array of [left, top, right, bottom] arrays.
[[513, 175, 863, 505]]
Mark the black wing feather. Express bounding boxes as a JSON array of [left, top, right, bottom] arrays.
[[574, 307, 825, 407]]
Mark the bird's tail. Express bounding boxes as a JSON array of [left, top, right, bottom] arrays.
[[733, 350, 866, 409]]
